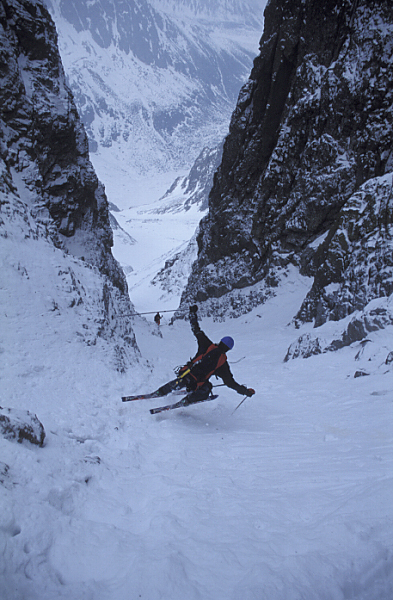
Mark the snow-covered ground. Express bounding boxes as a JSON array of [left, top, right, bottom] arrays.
[[112, 197, 201, 314], [93, 148, 204, 314], [2, 217, 393, 599]]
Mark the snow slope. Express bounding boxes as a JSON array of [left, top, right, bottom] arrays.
[[2, 254, 393, 599]]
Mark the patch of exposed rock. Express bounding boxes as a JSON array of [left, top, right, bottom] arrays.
[[0, 407, 45, 446]]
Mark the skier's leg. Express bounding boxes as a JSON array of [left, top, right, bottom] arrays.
[[183, 381, 212, 405], [156, 378, 187, 397]]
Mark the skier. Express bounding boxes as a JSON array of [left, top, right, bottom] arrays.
[[154, 312, 163, 326], [154, 305, 255, 405]]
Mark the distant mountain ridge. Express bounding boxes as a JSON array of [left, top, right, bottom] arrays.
[[150, 0, 264, 24], [45, 0, 265, 184], [155, 144, 223, 214]]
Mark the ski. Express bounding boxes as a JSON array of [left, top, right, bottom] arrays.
[[122, 390, 185, 402], [122, 392, 160, 402], [150, 394, 218, 415]]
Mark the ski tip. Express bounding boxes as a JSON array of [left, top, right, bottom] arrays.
[[150, 406, 171, 414]]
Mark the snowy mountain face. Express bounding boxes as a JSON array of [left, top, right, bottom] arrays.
[[44, 0, 265, 201], [0, 0, 139, 370], [155, 143, 223, 213], [182, 0, 393, 350], [141, 145, 223, 305]]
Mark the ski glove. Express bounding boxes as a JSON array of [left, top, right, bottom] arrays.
[[245, 388, 255, 397], [189, 305, 198, 313]]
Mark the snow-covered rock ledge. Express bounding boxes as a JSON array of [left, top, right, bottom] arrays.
[[285, 295, 393, 372], [0, 407, 45, 447]]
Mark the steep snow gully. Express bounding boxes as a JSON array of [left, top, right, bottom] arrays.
[[1, 259, 393, 599], [1, 0, 393, 598]]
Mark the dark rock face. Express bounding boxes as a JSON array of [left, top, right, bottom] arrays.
[[0, 0, 125, 292], [0, 0, 139, 370], [182, 0, 393, 323], [0, 407, 45, 447], [296, 174, 393, 326]]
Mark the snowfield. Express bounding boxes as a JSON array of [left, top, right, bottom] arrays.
[[113, 198, 202, 314], [1, 229, 393, 599]]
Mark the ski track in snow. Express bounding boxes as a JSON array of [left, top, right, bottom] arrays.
[[2, 240, 393, 599]]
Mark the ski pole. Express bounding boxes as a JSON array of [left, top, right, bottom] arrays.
[[231, 356, 246, 364], [231, 395, 248, 415]]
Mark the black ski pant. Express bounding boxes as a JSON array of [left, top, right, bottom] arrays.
[[156, 377, 187, 397], [156, 378, 212, 404], [182, 382, 213, 405]]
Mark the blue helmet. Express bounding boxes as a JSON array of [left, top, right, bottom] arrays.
[[220, 336, 234, 350]]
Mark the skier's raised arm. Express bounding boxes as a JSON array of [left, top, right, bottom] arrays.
[[189, 305, 212, 354]]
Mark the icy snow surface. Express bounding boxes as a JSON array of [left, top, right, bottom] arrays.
[[1, 225, 393, 598]]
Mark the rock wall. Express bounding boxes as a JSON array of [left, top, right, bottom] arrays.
[[182, 0, 393, 324], [0, 0, 125, 291], [0, 0, 139, 370]]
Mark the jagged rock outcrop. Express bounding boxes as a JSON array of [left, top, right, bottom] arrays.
[[0, 0, 139, 370], [285, 296, 393, 360], [182, 0, 393, 323], [0, 407, 45, 446], [284, 295, 393, 377], [296, 173, 393, 326], [0, 0, 125, 290]]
